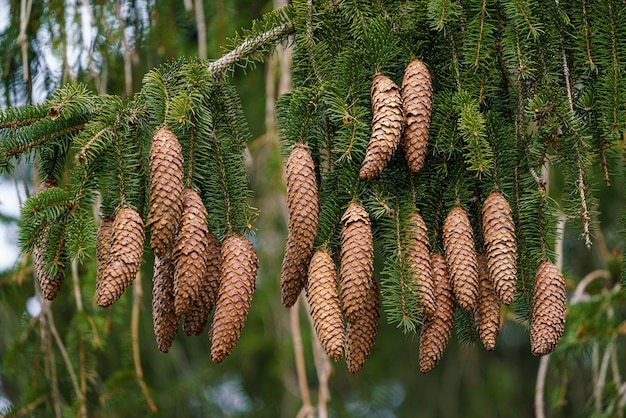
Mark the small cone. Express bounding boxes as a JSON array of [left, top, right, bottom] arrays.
[[183, 231, 221, 336], [152, 255, 179, 353], [340, 202, 374, 323], [97, 207, 145, 307], [359, 74, 404, 180], [173, 189, 209, 318], [401, 59, 432, 173], [147, 127, 184, 258], [406, 211, 435, 318], [419, 253, 455, 373], [210, 235, 258, 363], [345, 279, 380, 373], [474, 253, 500, 351], [530, 260, 566, 356], [443, 206, 479, 312], [96, 218, 114, 291], [281, 144, 319, 307], [306, 249, 344, 361], [482, 191, 517, 305]]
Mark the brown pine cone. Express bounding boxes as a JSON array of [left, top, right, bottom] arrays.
[[147, 127, 184, 258], [406, 211, 435, 318], [401, 59, 432, 173], [419, 252, 455, 373], [306, 249, 344, 361], [340, 202, 374, 324], [443, 206, 479, 312], [152, 255, 179, 353], [173, 189, 209, 318], [474, 253, 500, 351], [97, 207, 145, 307], [359, 74, 404, 180], [530, 260, 566, 356], [482, 191, 517, 305], [96, 218, 114, 293], [210, 235, 258, 363], [281, 144, 319, 307], [345, 278, 380, 373], [183, 231, 221, 336]]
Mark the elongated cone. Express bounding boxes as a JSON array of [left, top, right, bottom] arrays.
[[147, 127, 184, 258], [96, 218, 114, 291], [474, 253, 500, 351], [346, 279, 380, 373], [281, 144, 319, 307], [211, 235, 258, 363], [419, 253, 455, 373], [401, 59, 432, 173], [482, 191, 517, 305], [340, 202, 374, 324], [406, 211, 435, 318], [306, 249, 344, 361], [359, 74, 404, 180], [152, 255, 179, 352], [173, 189, 209, 318], [183, 231, 221, 336], [443, 206, 479, 312], [530, 260, 566, 356], [33, 180, 65, 300], [97, 207, 145, 307]]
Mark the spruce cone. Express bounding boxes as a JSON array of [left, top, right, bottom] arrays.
[[281, 144, 319, 307], [406, 211, 435, 318], [474, 253, 500, 351], [173, 189, 209, 318], [210, 235, 258, 363], [183, 231, 221, 336], [97, 207, 145, 307], [96, 218, 114, 292], [443, 206, 479, 312], [306, 249, 344, 361], [530, 260, 566, 356], [359, 74, 404, 180], [482, 191, 517, 305], [147, 127, 184, 258], [340, 202, 374, 324], [419, 252, 455, 373], [345, 278, 380, 373], [401, 59, 432, 173], [152, 255, 179, 353]]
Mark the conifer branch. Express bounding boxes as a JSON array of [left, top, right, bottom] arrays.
[[207, 22, 295, 76], [76, 126, 112, 165], [473, 0, 488, 67], [581, 0, 595, 71], [3, 123, 85, 159]]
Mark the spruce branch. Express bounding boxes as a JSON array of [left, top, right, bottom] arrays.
[[3, 123, 85, 159], [207, 22, 295, 76]]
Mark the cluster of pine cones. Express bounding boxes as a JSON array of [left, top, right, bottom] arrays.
[[280, 59, 567, 373]]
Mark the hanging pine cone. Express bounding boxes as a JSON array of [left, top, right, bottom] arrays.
[[306, 249, 344, 361], [443, 206, 479, 312], [359, 74, 404, 180], [474, 253, 500, 351], [152, 255, 179, 353], [401, 59, 432, 173], [147, 127, 184, 259], [530, 260, 566, 356], [345, 278, 380, 373], [406, 211, 435, 318], [482, 191, 517, 305], [183, 231, 221, 336], [97, 207, 145, 307], [281, 144, 319, 307], [419, 252, 455, 374], [210, 235, 258, 363], [340, 202, 374, 324], [96, 218, 114, 294], [173, 188, 209, 318]]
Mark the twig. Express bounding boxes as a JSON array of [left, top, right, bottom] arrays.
[[6, 393, 48, 418], [131, 271, 158, 413], [291, 297, 314, 418]]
